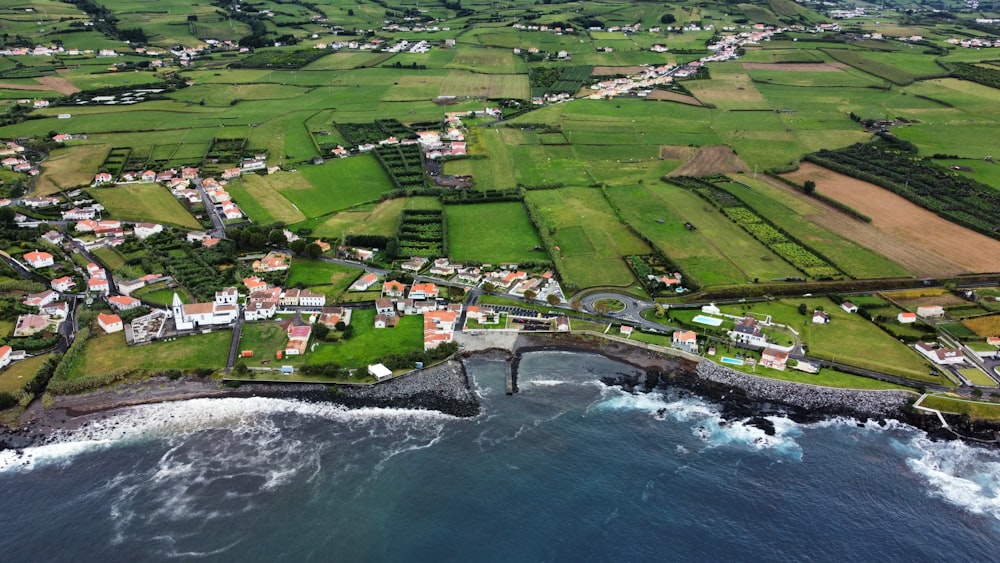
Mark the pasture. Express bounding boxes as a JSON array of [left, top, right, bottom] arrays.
[[225, 172, 308, 225], [88, 184, 201, 229], [446, 202, 543, 264], [526, 187, 649, 289], [292, 155, 395, 217], [307, 309, 424, 368]]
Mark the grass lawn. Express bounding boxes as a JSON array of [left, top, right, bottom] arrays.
[[64, 330, 231, 380], [446, 202, 543, 264], [306, 309, 423, 368], [88, 184, 200, 229], [0, 354, 53, 394], [36, 144, 108, 195], [286, 258, 359, 300], [920, 395, 1000, 420], [959, 368, 997, 387], [92, 247, 125, 271], [719, 298, 939, 383]]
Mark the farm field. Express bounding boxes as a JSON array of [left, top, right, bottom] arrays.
[[290, 155, 395, 217], [446, 202, 543, 264], [36, 144, 108, 194], [88, 184, 201, 229], [225, 172, 308, 225], [526, 187, 649, 290], [783, 163, 1000, 276], [286, 259, 359, 300], [311, 198, 405, 238], [64, 330, 231, 380], [608, 183, 801, 287], [0, 354, 52, 395]]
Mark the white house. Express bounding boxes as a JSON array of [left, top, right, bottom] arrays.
[[87, 277, 110, 294], [23, 250, 54, 269], [812, 310, 830, 324], [0, 345, 11, 369], [760, 348, 789, 371], [351, 272, 378, 291], [368, 363, 392, 381], [108, 295, 142, 311], [672, 330, 698, 353], [97, 312, 124, 333], [840, 302, 858, 314], [133, 222, 163, 239], [729, 316, 767, 347], [51, 276, 75, 292], [898, 312, 917, 324], [915, 341, 965, 365], [298, 289, 326, 307]]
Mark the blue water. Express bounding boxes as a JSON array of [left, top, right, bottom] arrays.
[[2, 351, 1000, 561]]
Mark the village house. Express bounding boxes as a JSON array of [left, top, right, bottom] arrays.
[[400, 257, 428, 271], [221, 168, 241, 180], [252, 251, 290, 272], [298, 289, 326, 307], [280, 288, 301, 306], [672, 330, 698, 353], [465, 305, 499, 325], [50, 276, 75, 293], [840, 302, 859, 314], [285, 325, 311, 356], [898, 312, 917, 324], [97, 312, 124, 334], [108, 295, 142, 311], [88, 277, 110, 294], [0, 345, 11, 369], [244, 288, 281, 321], [408, 282, 439, 300], [429, 259, 456, 277], [368, 363, 392, 382], [812, 310, 830, 324], [42, 301, 68, 318], [555, 316, 571, 332], [760, 348, 789, 371], [62, 207, 97, 221], [383, 280, 406, 298], [373, 313, 398, 329], [133, 222, 163, 239], [351, 272, 379, 291], [42, 230, 64, 245], [87, 263, 106, 279], [915, 342, 965, 365], [14, 314, 51, 337], [728, 315, 768, 347], [375, 298, 396, 318], [222, 202, 243, 219], [319, 306, 351, 328], [93, 172, 113, 185], [23, 290, 58, 309], [456, 266, 482, 284], [243, 276, 269, 293], [116, 278, 145, 296], [424, 309, 458, 349], [23, 250, 54, 269], [75, 219, 98, 232]]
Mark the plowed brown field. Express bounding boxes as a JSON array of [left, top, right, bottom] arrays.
[[782, 162, 1000, 275]]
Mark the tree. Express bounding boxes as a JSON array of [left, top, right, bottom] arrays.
[[289, 239, 307, 254], [313, 323, 330, 340], [268, 229, 286, 246], [660, 14, 676, 24], [546, 293, 561, 306], [798, 303, 808, 315], [803, 180, 816, 194], [304, 242, 323, 259], [234, 361, 249, 377]]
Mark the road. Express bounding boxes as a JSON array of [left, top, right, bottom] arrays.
[[193, 178, 226, 238]]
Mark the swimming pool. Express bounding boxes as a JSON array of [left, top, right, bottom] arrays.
[[692, 314, 723, 327], [720, 357, 744, 366]]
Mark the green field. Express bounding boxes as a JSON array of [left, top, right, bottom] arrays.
[[0, 354, 53, 395], [446, 202, 543, 264], [293, 155, 395, 217], [88, 184, 200, 229], [307, 309, 424, 367], [65, 330, 231, 380], [286, 258, 359, 300], [718, 298, 939, 383], [526, 187, 649, 290]]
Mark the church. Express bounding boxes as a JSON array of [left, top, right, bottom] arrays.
[[171, 289, 239, 330]]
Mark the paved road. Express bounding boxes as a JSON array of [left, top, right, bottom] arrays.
[[193, 178, 226, 238], [226, 318, 244, 372]]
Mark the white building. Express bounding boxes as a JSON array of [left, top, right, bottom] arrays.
[[171, 292, 239, 330]]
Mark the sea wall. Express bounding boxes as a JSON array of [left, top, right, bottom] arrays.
[[334, 359, 480, 417], [695, 360, 913, 418]]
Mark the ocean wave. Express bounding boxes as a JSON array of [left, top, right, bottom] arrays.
[[904, 435, 1000, 521], [0, 397, 456, 473], [593, 388, 803, 458]]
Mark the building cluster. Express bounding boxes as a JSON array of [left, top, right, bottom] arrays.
[[0, 141, 38, 177]]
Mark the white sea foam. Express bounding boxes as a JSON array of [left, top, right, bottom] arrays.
[[0, 397, 456, 473], [593, 388, 803, 458], [903, 435, 1000, 521]]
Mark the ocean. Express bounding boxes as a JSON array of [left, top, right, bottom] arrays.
[[1, 351, 999, 561]]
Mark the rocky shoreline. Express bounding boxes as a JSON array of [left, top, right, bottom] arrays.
[[3, 332, 999, 450]]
